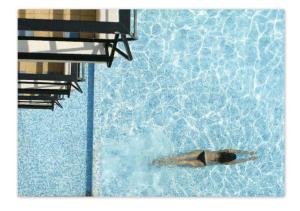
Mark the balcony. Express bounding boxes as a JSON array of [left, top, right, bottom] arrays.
[[17, 9, 138, 110]]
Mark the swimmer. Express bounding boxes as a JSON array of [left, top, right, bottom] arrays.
[[152, 149, 257, 167]]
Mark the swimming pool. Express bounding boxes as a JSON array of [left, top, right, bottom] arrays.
[[18, 9, 285, 197]]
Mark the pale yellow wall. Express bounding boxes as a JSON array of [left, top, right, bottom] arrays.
[[18, 9, 100, 72], [18, 61, 65, 74], [18, 9, 98, 38]]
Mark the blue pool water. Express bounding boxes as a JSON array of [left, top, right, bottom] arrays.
[[18, 10, 285, 197]]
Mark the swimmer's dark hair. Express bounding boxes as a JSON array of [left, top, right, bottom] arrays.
[[218, 152, 237, 163]]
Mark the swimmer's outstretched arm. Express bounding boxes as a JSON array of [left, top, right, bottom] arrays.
[[224, 156, 257, 165], [222, 149, 256, 155]]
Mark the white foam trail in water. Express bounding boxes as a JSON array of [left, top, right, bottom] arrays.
[[97, 127, 175, 196]]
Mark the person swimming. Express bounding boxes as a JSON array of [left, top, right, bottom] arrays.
[[152, 149, 257, 167]]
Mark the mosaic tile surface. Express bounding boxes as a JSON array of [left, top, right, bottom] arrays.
[[18, 67, 90, 196]]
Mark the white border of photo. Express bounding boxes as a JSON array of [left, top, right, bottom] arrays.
[[1, 0, 299, 210]]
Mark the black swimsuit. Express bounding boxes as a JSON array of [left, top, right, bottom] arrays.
[[197, 151, 206, 165]]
